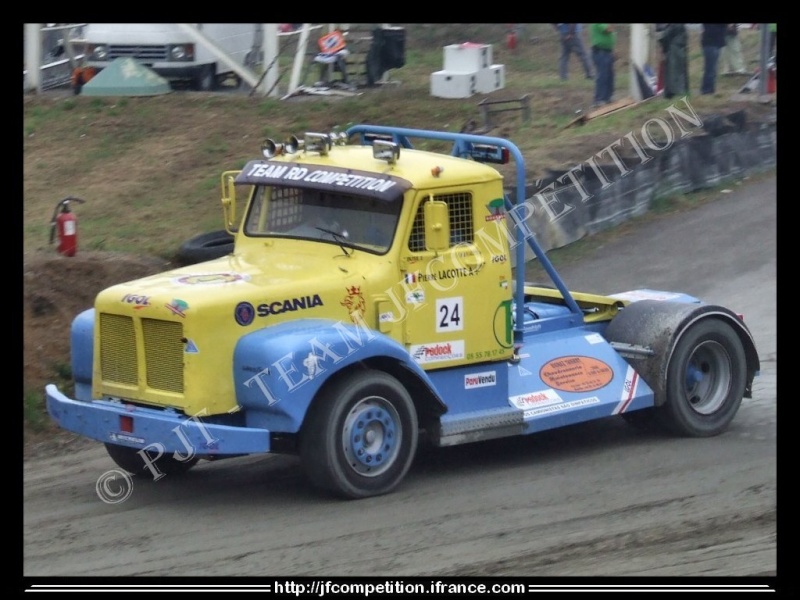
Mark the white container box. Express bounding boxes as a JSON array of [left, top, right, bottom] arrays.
[[476, 64, 506, 93], [431, 70, 478, 98], [443, 44, 492, 72]]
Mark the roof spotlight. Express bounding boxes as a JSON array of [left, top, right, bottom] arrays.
[[329, 131, 348, 146], [262, 139, 285, 158], [304, 132, 332, 155], [285, 135, 303, 154], [373, 140, 400, 165]]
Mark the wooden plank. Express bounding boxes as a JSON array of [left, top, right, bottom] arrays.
[[586, 97, 635, 118], [564, 96, 642, 129]]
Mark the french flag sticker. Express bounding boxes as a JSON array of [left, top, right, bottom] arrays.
[[405, 272, 418, 284]]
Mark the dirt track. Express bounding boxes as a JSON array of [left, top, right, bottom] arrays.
[[23, 175, 776, 583]]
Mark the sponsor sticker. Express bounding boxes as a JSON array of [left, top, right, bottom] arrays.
[[523, 396, 600, 419], [540, 356, 614, 393], [121, 294, 151, 309], [406, 290, 425, 304], [509, 388, 562, 409], [166, 299, 189, 318], [409, 340, 465, 364], [109, 433, 145, 445], [464, 370, 497, 389]]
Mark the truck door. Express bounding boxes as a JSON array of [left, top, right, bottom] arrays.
[[399, 189, 514, 369]]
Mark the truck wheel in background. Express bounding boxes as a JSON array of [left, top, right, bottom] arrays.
[[175, 230, 235, 265], [194, 64, 217, 91], [299, 370, 419, 499], [104, 443, 199, 477], [659, 319, 747, 437]]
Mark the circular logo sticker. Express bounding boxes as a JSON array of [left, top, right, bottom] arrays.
[[234, 302, 256, 326], [539, 355, 614, 393]]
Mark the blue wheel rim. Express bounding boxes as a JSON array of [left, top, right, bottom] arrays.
[[683, 340, 732, 415], [342, 396, 401, 477]]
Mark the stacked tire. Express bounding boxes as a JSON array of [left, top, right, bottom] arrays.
[[176, 230, 235, 265]]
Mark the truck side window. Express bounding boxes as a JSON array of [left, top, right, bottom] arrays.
[[407, 193, 474, 252]]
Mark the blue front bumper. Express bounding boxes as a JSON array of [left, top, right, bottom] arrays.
[[45, 384, 271, 455]]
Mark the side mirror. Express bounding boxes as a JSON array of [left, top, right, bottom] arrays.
[[424, 200, 449, 252], [220, 171, 240, 234]]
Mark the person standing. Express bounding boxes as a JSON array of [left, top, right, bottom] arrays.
[[590, 23, 616, 106], [657, 24, 689, 98], [700, 23, 727, 95], [720, 23, 747, 74], [555, 24, 593, 80]]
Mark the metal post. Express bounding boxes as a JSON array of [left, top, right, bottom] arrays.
[[629, 24, 650, 101], [24, 23, 43, 93], [287, 24, 312, 95], [260, 24, 279, 97]]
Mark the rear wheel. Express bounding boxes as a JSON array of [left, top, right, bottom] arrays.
[[105, 443, 199, 478], [299, 370, 418, 499], [659, 319, 747, 436]]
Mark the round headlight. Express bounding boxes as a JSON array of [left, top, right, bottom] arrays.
[[170, 45, 187, 61], [91, 45, 108, 61]]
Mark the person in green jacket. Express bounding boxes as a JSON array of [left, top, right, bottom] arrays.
[[590, 24, 616, 106]]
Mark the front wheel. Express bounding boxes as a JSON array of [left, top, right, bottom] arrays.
[[299, 370, 418, 499], [659, 319, 747, 437], [105, 443, 199, 478]]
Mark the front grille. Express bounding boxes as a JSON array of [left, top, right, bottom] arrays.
[[142, 319, 185, 393], [99, 314, 184, 394], [108, 45, 169, 61], [99, 313, 138, 385]]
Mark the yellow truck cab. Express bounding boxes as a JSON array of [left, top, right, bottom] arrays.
[[47, 125, 759, 499]]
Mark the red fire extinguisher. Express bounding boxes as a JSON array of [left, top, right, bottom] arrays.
[[507, 27, 517, 51], [49, 197, 85, 257]]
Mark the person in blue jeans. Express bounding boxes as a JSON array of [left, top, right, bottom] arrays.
[[590, 24, 616, 106], [554, 24, 593, 80], [701, 24, 727, 94]]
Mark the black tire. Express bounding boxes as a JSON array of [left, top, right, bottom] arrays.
[[299, 370, 418, 499], [176, 230, 234, 265], [105, 443, 199, 478], [659, 319, 747, 437], [194, 64, 217, 92]]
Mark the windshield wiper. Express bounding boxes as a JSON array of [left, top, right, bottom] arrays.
[[315, 226, 352, 256]]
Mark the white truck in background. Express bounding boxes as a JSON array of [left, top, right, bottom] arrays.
[[78, 23, 263, 91]]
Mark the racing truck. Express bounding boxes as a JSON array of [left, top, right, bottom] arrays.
[[46, 125, 760, 499]]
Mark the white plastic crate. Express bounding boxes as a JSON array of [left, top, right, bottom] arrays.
[[443, 44, 492, 72], [430, 71, 478, 98], [476, 64, 506, 93]]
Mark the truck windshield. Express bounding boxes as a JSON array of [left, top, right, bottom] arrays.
[[243, 185, 402, 254]]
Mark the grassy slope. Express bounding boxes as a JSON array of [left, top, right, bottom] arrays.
[[24, 23, 771, 259]]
